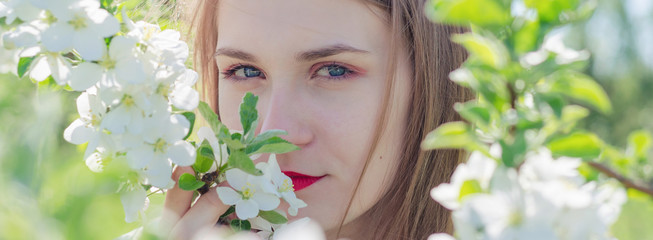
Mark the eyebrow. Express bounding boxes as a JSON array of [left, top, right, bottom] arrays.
[[213, 44, 370, 62]]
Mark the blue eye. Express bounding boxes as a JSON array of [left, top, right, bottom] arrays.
[[237, 66, 262, 77], [222, 65, 264, 80], [316, 65, 350, 78]]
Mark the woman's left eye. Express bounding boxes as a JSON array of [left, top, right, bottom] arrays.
[[221, 64, 265, 82], [314, 64, 353, 79], [234, 66, 262, 78]]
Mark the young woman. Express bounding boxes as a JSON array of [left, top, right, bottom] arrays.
[[161, 0, 470, 239]]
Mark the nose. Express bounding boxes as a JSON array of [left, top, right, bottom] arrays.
[[256, 87, 314, 148]]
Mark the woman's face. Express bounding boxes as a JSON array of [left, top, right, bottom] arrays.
[[215, 0, 411, 233]]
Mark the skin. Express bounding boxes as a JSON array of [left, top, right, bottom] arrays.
[[163, 0, 412, 239]]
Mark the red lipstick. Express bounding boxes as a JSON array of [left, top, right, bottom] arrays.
[[282, 171, 324, 191]]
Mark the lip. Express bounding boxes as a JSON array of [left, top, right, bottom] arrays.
[[282, 171, 325, 191]]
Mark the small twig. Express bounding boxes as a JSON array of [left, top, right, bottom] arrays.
[[587, 161, 653, 197], [147, 188, 164, 197]]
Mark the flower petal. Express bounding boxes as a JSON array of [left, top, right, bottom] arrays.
[[171, 86, 199, 111], [114, 57, 145, 84], [126, 146, 154, 170], [225, 168, 249, 190], [249, 216, 272, 232], [29, 55, 51, 82], [47, 54, 72, 85], [428, 233, 456, 240], [76, 92, 91, 117], [288, 207, 298, 216], [252, 192, 280, 211], [41, 22, 74, 52], [177, 69, 198, 86], [69, 62, 103, 91], [73, 30, 105, 61], [163, 114, 189, 141], [63, 119, 93, 144], [216, 187, 241, 205], [88, 8, 119, 37], [109, 36, 136, 59], [235, 199, 259, 220], [144, 154, 174, 189], [101, 105, 129, 134], [120, 186, 147, 223], [85, 152, 104, 172], [168, 141, 195, 166]]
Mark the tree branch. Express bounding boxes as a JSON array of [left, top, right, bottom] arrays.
[[587, 161, 653, 197]]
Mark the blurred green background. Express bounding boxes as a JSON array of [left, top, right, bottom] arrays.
[[1, 0, 652, 239]]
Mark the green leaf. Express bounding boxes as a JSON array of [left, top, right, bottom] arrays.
[[549, 71, 612, 114], [198, 101, 223, 134], [230, 219, 251, 231], [458, 179, 483, 201], [231, 132, 242, 141], [454, 101, 492, 127], [250, 129, 287, 144], [454, 67, 511, 112], [17, 56, 36, 78], [513, 19, 541, 54], [220, 206, 235, 219], [500, 131, 528, 167], [577, 162, 599, 181], [245, 136, 300, 155], [240, 92, 259, 138], [538, 94, 566, 118], [193, 140, 214, 173], [118, 0, 140, 10], [178, 173, 205, 191], [258, 210, 288, 224], [547, 132, 604, 159], [426, 0, 512, 28], [453, 33, 510, 69], [217, 126, 245, 150], [100, 0, 114, 11], [421, 121, 476, 150], [228, 150, 262, 176], [181, 112, 196, 140], [627, 130, 652, 161], [524, 0, 579, 23], [560, 105, 589, 123]]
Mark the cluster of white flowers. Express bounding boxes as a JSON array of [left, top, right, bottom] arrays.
[[1, 0, 199, 222], [430, 146, 626, 240], [216, 154, 307, 220]]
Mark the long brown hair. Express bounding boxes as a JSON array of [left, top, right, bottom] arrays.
[[187, 1, 470, 239]]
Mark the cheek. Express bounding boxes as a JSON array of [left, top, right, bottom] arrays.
[[217, 83, 244, 130], [339, 63, 412, 224], [311, 82, 385, 172]]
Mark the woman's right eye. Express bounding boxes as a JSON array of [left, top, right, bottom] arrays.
[[222, 65, 265, 80]]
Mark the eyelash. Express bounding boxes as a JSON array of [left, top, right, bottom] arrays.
[[220, 62, 357, 81]]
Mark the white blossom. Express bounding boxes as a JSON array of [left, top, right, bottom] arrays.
[[217, 168, 281, 220], [169, 69, 199, 111], [435, 148, 627, 240], [29, 51, 72, 84], [430, 145, 500, 210], [68, 35, 146, 91], [0, 0, 42, 24], [40, 0, 119, 61], [126, 114, 196, 188], [63, 90, 106, 157], [1, 20, 46, 49], [258, 154, 307, 216], [120, 183, 148, 223]]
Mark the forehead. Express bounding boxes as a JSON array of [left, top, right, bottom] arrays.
[[215, 0, 390, 57]]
